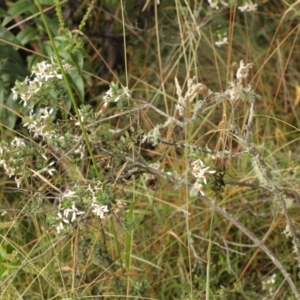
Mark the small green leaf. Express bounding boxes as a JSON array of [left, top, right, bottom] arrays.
[[0, 25, 22, 46], [70, 48, 84, 72], [27, 54, 42, 70], [16, 26, 38, 45], [0, 44, 23, 65], [39, 0, 54, 4], [56, 39, 73, 53], [2, 0, 35, 26], [66, 70, 85, 102], [0, 8, 10, 17], [0, 245, 7, 259], [0, 93, 18, 129], [0, 60, 28, 81]]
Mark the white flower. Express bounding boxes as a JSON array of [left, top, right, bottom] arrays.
[[208, 0, 219, 9], [62, 189, 77, 199], [56, 212, 69, 234], [215, 37, 228, 47], [15, 176, 22, 188], [63, 202, 85, 222], [74, 144, 85, 159], [47, 161, 56, 175], [191, 159, 216, 184], [38, 108, 53, 120], [103, 88, 113, 102], [39, 161, 56, 176], [91, 203, 109, 219], [5, 165, 16, 177], [238, 3, 257, 12], [191, 159, 216, 196], [20, 92, 33, 106], [193, 181, 205, 196], [11, 87, 18, 101], [122, 86, 131, 99], [11, 137, 26, 148], [0, 145, 8, 155]]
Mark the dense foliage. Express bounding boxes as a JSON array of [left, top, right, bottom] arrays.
[[0, 1, 299, 299]]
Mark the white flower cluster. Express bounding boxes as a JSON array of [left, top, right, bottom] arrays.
[[191, 159, 216, 196], [23, 108, 55, 140], [56, 201, 85, 234], [54, 183, 122, 233], [0, 137, 55, 187], [86, 182, 110, 219], [99, 83, 131, 115], [0, 138, 25, 178], [238, 3, 257, 12], [207, 1, 257, 12], [207, 0, 228, 10], [54, 183, 128, 234], [7, 60, 129, 235], [91, 202, 109, 219], [56, 187, 99, 234], [11, 58, 72, 107], [262, 274, 276, 297]]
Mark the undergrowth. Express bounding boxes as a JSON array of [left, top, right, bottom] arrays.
[[0, 1, 300, 299]]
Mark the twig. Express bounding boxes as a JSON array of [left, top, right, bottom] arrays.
[[199, 194, 300, 299]]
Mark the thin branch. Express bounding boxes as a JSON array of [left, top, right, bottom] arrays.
[[199, 194, 300, 299]]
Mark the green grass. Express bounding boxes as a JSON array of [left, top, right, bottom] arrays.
[[0, 0, 300, 299]]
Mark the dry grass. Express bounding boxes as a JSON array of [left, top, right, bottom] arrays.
[[1, 1, 300, 299]]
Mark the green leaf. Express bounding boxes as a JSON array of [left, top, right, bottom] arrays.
[[35, 15, 59, 37], [0, 8, 10, 18], [41, 40, 53, 57], [39, 0, 54, 4], [0, 25, 22, 46], [0, 60, 28, 82], [0, 92, 18, 129], [0, 61, 29, 79], [131, 254, 163, 270], [16, 26, 38, 45], [66, 70, 85, 102], [2, 0, 35, 26], [56, 39, 73, 53], [27, 54, 42, 70], [0, 44, 23, 65], [70, 48, 84, 72], [0, 245, 7, 259]]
